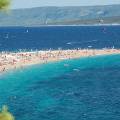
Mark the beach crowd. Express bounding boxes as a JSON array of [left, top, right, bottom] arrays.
[[0, 48, 120, 73]]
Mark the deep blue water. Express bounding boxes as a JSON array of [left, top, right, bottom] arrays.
[[0, 26, 120, 120], [0, 26, 120, 51]]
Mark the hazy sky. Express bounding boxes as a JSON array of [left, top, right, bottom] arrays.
[[11, 0, 120, 9]]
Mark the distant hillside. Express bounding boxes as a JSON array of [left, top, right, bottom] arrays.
[[0, 4, 120, 26]]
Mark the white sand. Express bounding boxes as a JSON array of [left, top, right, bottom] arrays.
[[0, 49, 120, 73]]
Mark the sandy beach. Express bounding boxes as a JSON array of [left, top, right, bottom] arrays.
[[0, 48, 120, 73]]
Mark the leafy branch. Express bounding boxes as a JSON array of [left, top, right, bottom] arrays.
[[0, 0, 10, 10]]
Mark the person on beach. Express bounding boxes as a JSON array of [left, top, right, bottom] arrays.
[[2, 67, 5, 72]]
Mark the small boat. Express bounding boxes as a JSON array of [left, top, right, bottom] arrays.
[[88, 45, 92, 48], [67, 42, 72, 45], [73, 69, 79, 72], [112, 46, 115, 49], [26, 29, 29, 33]]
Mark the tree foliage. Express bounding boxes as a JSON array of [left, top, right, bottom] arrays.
[[0, 0, 10, 10], [0, 105, 15, 120]]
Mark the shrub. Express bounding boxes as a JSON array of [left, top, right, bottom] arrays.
[[0, 0, 10, 10], [0, 105, 15, 120]]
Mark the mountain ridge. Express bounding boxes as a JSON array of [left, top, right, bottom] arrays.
[[0, 4, 120, 26]]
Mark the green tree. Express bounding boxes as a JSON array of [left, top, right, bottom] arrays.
[[0, 0, 10, 10]]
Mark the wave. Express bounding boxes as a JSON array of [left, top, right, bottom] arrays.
[[66, 39, 98, 45]]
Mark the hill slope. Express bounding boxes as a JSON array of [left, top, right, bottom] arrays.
[[0, 5, 120, 26]]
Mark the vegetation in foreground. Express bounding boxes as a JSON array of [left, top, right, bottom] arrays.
[[0, 0, 10, 10], [0, 105, 14, 120]]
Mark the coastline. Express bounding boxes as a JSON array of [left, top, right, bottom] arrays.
[[0, 49, 120, 73], [0, 24, 120, 28]]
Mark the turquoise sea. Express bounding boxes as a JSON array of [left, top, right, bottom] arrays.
[[0, 54, 120, 120]]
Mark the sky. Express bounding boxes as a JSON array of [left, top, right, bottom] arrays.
[[11, 0, 120, 9]]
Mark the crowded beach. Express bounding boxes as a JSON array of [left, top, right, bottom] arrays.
[[0, 48, 120, 73]]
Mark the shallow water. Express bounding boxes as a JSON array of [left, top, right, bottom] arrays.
[[0, 54, 120, 120]]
